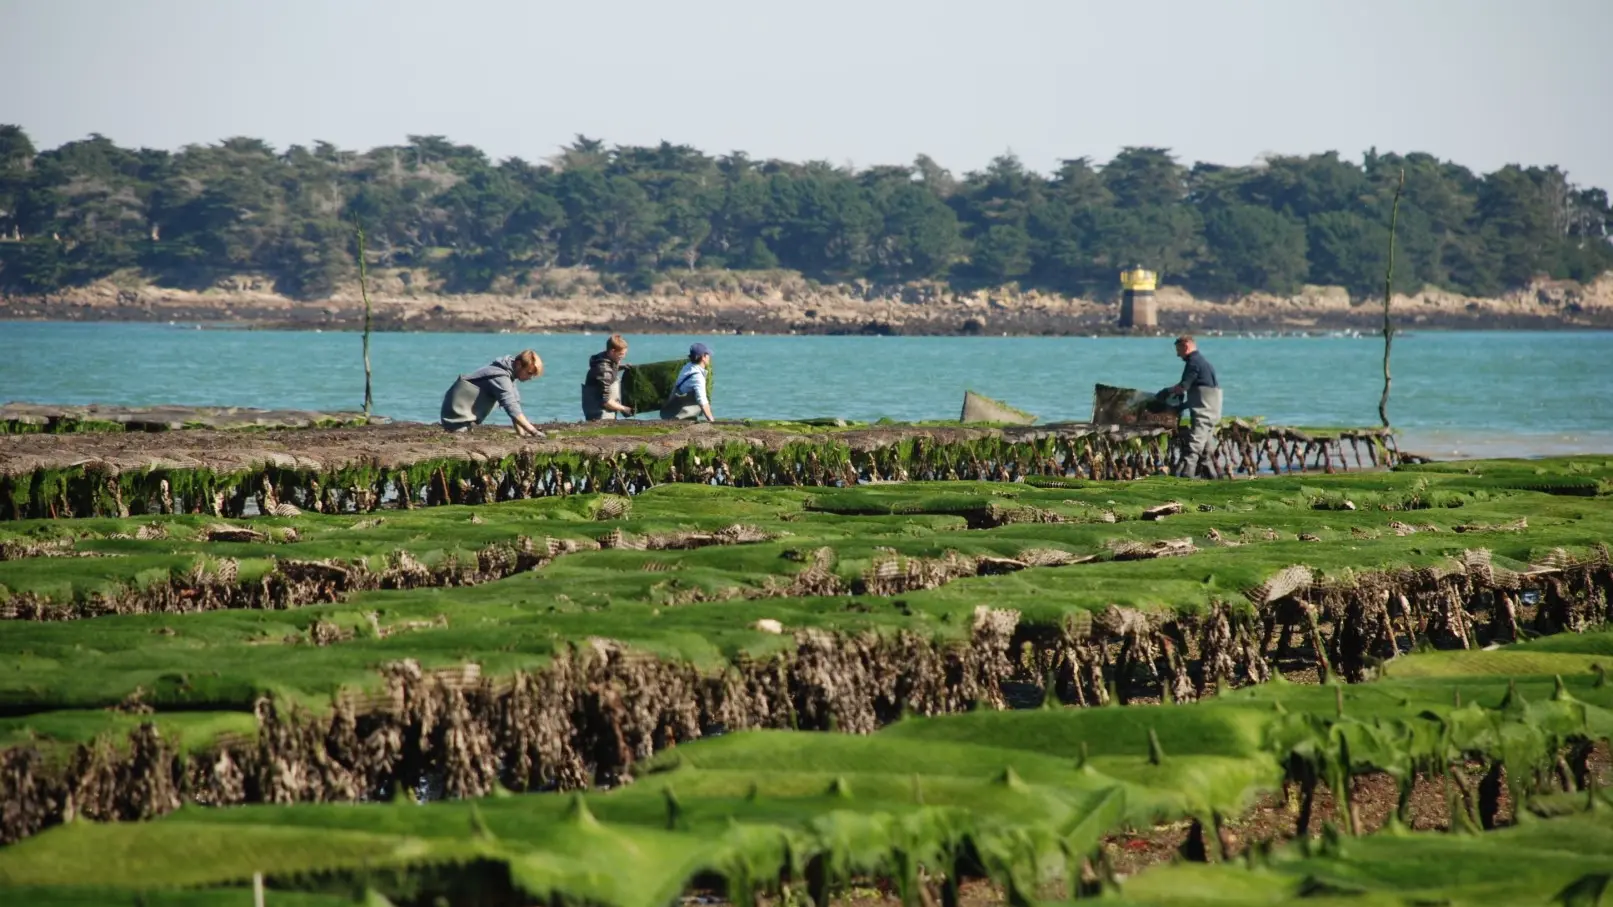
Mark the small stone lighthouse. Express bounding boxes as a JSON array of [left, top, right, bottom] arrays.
[[1118, 264, 1158, 329]]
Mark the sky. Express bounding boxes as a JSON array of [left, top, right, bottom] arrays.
[[3, 0, 1611, 190]]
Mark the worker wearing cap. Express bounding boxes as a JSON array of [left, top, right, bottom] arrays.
[[660, 342, 714, 421], [1158, 335, 1221, 478]]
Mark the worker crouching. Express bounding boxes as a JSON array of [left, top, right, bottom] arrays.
[[440, 349, 545, 437], [661, 343, 714, 422]]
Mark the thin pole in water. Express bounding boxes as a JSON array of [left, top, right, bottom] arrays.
[[355, 219, 374, 418], [1378, 168, 1405, 429]]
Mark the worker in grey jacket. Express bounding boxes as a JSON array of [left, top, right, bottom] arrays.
[[440, 349, 545, 436], [1159, 335, 1222, 478]]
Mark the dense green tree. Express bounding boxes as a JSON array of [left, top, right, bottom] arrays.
[[761, 166, 879, 277], [554, 166, 613, 267], [1242, 152, 1369, 219], [1023, 158, 1115, 291], [0, 125, 36, 240], [1306, 210, 1390, 297], [912, 154, 957, 199], [970, 224, 1033, 282], [704, 168, 770, 269], [954, 152, 1043, 230], [952, 153, 1050, 283], [1081, 204, 1203, 280], [1479, 164, 1567, 288], [1194, 204, 1309, 297], [1562, 187, 1613, 282], [0, 124, 1608, 300], [501, 192, 566, 269], [1102, 147, 1186, 208], [275, 217, 353, 298], [870, 180, 961, 280]]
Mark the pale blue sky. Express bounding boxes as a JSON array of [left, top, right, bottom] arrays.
[[3, 0, 1610, 189]]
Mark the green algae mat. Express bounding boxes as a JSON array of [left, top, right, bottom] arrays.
[[0, 456, 1611, 904], [3, 646, 1611, 905]]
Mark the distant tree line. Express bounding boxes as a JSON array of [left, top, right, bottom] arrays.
[[0, 124, 1609, 301]]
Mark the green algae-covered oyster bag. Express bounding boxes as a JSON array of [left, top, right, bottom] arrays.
[[621, 358, 714, 415], [1091, 383, 1180, 427]]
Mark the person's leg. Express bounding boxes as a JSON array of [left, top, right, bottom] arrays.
[[440, 377, 481, 431], [1189, 417, 1219, 479], [471, 387, 498, 426], [1171, 407, 1200, 477], [606, 372, 625, 419], [1188, 389, 1224, 479], [659, 392, 701, 421], [582, 384, 606, 422], [1177, 422, 1202, 478]]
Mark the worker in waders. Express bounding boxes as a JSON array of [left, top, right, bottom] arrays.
[[661, 343, 714, 422], [581, 334, 635, 421], [440, 349, 545, 437], [1158, 335, 1222, 479]]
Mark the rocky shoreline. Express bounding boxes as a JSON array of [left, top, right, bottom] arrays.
[[4, 271, 1610, 335]]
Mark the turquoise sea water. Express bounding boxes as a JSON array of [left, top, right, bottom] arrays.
[[1, 322, 1609, 459]]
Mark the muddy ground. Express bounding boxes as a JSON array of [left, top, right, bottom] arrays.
[[0, 402, 379, 433]]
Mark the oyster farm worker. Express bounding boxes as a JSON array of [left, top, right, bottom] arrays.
[[440, 349, 545, 436], [582, 334, 635, 421], [660, 343, 714, 422], [1158, 335, 1221, 479]]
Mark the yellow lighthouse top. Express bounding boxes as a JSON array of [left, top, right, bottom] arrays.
[[1120, 266, 1157, 292]]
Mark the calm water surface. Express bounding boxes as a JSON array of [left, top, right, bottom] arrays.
[[1, 322, 1609, 459]]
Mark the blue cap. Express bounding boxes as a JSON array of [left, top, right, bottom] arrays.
[[689, 342, 711, 361]]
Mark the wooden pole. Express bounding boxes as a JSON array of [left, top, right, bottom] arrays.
[[253, 871, 265, 907], [355, 219, 375, 418], [1378, 169, 1405, 429]]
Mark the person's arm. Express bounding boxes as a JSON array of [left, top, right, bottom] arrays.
[[693, 367, 713, 421], [605, 363, 634, 416], [1168, 357, 1201, 397], [591, 359, 634, 415], [489, 376, 542, 436]]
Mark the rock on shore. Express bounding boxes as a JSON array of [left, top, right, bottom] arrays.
[[3, 269, 1609, 335]]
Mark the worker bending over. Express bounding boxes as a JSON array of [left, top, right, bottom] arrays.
[[440, 349, 545, 437]]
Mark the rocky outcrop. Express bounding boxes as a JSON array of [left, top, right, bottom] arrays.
[[4, 270, 1610, 335]]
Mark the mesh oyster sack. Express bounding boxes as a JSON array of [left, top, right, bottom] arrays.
[[1091, 383, 1180, 427], [621, 358, 715, 414]]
